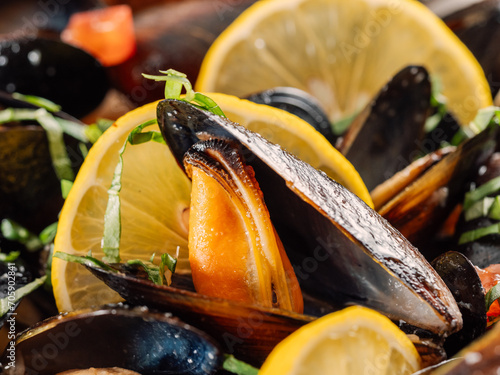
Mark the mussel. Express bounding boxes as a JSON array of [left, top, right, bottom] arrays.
[[246, 86, 335, 144], [0, 91, 87, 231], [431, 251, 487, 357], [0, 38, 108, 118], [336, 65, 431, 191], [87, 266, 313, 366], [1, 305, 222, 375], [377, 120, 500, 255], [156, 100, 462, 335]]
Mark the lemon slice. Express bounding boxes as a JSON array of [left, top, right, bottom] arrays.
[[52, 101, 192, 312], [196, 0, 492, 126], [260, 305, 421, 375], [52, 94, 371, 312]]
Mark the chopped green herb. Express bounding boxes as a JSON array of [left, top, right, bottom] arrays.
[[464, 196, 500, 222], [489, 197, 500, 220], [12, 93, 61, 112], [485, 283, 500, 312], [465, 197, 496, 221], [55, 117, 89, 142], [142, 69, 226, 117], [222, 354, 259, 375], [0, 276, 47, 318], [127, 259, 163, 285], [463, 176, 500, 211], [332, 110, 359, 136], [61, 179, 74, 199], [39, 222, 58, 245], [452, 106, 500, 145], [127, 252, 177, 286], [0, 251, 20, 263], [424, 75, 448, 133], [101, 119, 159, 263], [53, 251, 118, 273], [459, 222, 500, 244], [35, 108, 75, 181], [1, 219, 43, 252], [85, 118, 114, 144]]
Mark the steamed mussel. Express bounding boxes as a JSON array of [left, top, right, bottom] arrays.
[[156, 98, 462, 336], [0, 305, 222, 375]]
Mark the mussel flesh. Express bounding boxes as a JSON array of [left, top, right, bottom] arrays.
[[184, 138, 303, 313]]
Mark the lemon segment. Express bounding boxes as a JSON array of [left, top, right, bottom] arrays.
[[260, 305, 421, 375], [197, 0, 492, 126]]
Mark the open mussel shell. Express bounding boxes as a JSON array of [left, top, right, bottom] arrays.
[[336, 65, 431, 191], [1, 305, 222, 375], [157, 99, 462, 336], [0, 38, 109, 118], [87, 266, 313, 366], [431, 251, 487, 357], [371, 146, 455, 211], [245, 86, 335, 144], [378, 120, 500, 255]]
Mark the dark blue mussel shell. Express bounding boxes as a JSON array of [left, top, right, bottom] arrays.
[[1, 305, 222, 375]]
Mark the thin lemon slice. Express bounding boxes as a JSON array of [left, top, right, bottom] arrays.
[[52, 93, 371, 312], [260, 305, 421, 375], [197, 0, 492, 126]]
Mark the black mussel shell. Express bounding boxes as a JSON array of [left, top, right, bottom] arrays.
[[157, 99, 462, 337], [246, 86, 335, 144], [336, 65, 431, 191], [0, 38, 108, 118], [86, 266, 313, 367], [378, 120, 500, 256], [431, 251, 487, 357], [1, 305, 222, 375]]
